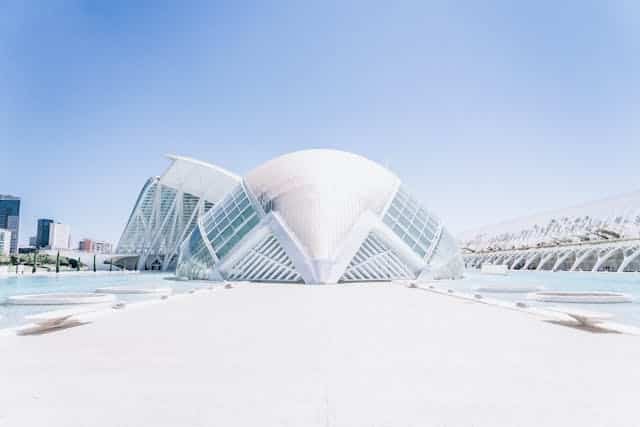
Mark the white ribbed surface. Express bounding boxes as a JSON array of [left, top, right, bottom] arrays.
[[161, 154, 240, 202], [245, 150, 400, 264]]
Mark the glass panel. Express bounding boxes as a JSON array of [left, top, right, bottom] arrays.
[[221, 226, 233, 239], [388, 206, 401, 218], [237, 197, 250, 210], [232, 216, 244, 229], [383, 186, 442, 259], [403, 234, 414, 247]]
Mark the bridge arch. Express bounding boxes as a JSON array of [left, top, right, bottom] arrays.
[[619, 247, 640, 272], [571, 248, 598, 271], [538, 251, 559, 271], [552, 250, 576, 271], [523, 252, 543, 270], [594, 247, 624, 272]]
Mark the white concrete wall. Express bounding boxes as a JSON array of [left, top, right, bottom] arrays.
[[48, 223, 71, 250]]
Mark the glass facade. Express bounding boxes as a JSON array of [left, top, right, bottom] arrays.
[[176, 225, 217, 279], [177, 184, 262, 279], [427, 229, 465, 279], [201, 185, 260, 260], [177, 182, 464, 282], [173, 151, 464, 282], [383, 187, 442, 259], [36, 219, 54, 248]]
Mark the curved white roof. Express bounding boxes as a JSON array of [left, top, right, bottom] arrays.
[[245, 149, 400, 263], [160, 154, 240, 202]]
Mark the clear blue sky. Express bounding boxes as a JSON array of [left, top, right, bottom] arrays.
[[2, 1, 638, 247]]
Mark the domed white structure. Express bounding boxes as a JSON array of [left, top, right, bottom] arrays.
[[176, 149, 463, 283]]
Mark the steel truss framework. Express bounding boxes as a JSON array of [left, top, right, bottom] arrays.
[[116, 177, 214, 270], [116, 155, 240, 271], [340, 232, 415, 282], [465, 239, 640, 273]]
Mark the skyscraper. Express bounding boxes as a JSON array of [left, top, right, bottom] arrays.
[[0, 195, 20, 254], [36, 218, 54, 248]]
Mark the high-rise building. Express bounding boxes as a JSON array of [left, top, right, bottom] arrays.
[[0, 195, 20, 254], [28, 236, 37, 247], [0, 229, 11, 256], [48, 223, 71, 250], [36, 219, 54, 248]]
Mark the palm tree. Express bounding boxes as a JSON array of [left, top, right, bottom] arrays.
[[32, 250, 38, 274], [56, 251, 60, 274]]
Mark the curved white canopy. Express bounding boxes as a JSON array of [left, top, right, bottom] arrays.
[[161, 154, 240, 202]]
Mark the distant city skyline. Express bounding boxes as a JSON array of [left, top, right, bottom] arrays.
[[0, 195, 20, 254], [2, 1, 639, 246]]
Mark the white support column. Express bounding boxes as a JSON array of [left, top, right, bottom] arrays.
[[618, 246, 640, 272], [522, 252, 541, 270], [570, 248, 597, 272], [536, 251, 556, 271], [592, 247, 621, 272], [552, 249, 575, 272]]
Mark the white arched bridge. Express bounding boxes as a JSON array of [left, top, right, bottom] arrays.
[[460, 190, 640, 273], [465, 238, 640, 272]]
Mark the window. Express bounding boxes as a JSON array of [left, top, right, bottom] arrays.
[[199, 184, 261, 261], [383, 187, 442, 259]]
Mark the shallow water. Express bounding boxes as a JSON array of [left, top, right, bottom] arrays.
[[451, 270, 640, 326], [0, 273, 213, 329], [3, 270, 640, 329]]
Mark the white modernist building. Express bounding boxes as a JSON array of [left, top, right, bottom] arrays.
[[461, 190, 640, 272], [116, 155, 240, 271], [48, 223, 71, 250], [0, 229, 11, 256], [176, 149, 463, 283]]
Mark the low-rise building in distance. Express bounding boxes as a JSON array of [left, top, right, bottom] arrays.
[[78, 238, 113, 254], [48, 223, 71, 250], [0, 229, 11, 256]]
